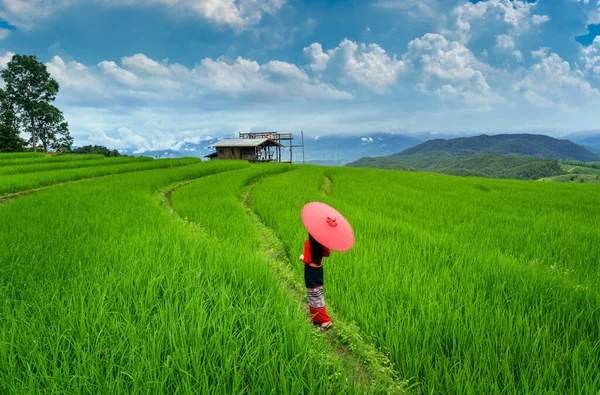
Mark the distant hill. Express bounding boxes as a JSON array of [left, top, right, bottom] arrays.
[[397, 134, 600, 162], [346, 134, 598, 180], [565, 132, 600, 156], [347, 154, 563, 180]]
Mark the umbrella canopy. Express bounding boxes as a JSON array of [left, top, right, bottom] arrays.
[[301, 202, 355, 252]]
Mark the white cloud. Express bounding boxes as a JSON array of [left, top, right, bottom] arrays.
[[404, 33, 499, 107], [305, 39, 405, 94], [304, 43, 329, 72], [0, 0, 74, 29], [121, 54, 170, 76], [0, 28, 10, 40], [581, 36, 600, 77], [532, 14, 550, 25], [262, 60, 309, 82], [45, 56, 98, 91], [193, 56, 265, 96], [98, 60, 140, 87], [110, 0, 286, 30], [194, 56, 351, 99], [86, 126, 154, 152], [496, 34, 515, 50], [513, 52, 600, 110], [574, 0, 600, 24], [40, 52, 352, 106], [0, 51, 14, 69], [449, 0, 536, 43], [375, 0, 443, 20], [531, 47, 550, 59], [0, 0, 285, 31], [338, 40, 405, 93], [512, 50, 523, 62]]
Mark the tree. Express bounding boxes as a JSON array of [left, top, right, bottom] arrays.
[[73, 145, 120, 157], [35, 102, 72, 153], [51, 132, 73, 154], [0, 88, 25, 152], [0, 54, 59, 152]]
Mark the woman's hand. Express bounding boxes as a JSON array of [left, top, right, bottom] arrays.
[[299, 254, 304, 261]]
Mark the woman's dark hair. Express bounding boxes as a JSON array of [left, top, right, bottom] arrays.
[[309, 233, 324, 264]]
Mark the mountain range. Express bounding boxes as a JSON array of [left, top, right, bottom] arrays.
[[396, 134, 600, 162], [565, 132, 600, 156], [346, 134, 600, 180]]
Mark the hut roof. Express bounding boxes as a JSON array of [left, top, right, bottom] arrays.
[[204, 152, 218, 158], [209, 138, 282, 148]]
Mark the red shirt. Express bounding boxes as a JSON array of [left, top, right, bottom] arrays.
[[302, 240, 330, 266]]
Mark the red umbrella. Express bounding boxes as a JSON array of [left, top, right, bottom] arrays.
[[301, 202, 355, 252]]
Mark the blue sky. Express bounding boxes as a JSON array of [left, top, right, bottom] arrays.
[[1, 0, 600, 152]]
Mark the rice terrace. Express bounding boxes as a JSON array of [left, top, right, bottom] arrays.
[[0, 152, 598, 393], [3, 0, 600, 393]]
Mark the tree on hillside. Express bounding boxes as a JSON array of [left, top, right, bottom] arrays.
[[35, 102, 72, 153], [0, 54, 60, 152], [0, 89, 25, 152]]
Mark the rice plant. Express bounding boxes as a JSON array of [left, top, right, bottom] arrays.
[[2, 157, 599, 394], [0, 156, 152, 175], [252, 166, 600, 393], [0, 158, 201, 195], [0, 154, 104, 166], [0, 162, 356, 394]]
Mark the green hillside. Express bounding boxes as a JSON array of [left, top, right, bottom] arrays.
[[397, 133, 600, 162], [1, 154, 600, 393], [347, 153, 564, 180], [346, 134, 599, 180]]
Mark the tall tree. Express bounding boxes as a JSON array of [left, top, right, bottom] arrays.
[[0, 88, 25, 152], [35, 102, 72, 153], [0, 54, 59, 152]]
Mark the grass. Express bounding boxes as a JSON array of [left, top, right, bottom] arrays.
[[0, 158, 201, 195], [0, 161, 363, 393], [0, 152, 46, 159], [1, 157, 599, 393], [0, 156, 153, 175], [252, 166, 600, 393], [0, 154, 105, 166]]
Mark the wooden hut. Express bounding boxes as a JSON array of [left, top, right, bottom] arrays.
[[205, 138, 283, 162]]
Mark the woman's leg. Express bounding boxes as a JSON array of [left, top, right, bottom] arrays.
[[307, 286, 331, 324], [305, 265, 331, 328]]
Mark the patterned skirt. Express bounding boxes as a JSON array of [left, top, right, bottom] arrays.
[[306, 285, 331, 324]]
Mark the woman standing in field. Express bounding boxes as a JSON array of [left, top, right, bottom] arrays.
[[300, 202, 355, 331], [300, 234, 333, 330]]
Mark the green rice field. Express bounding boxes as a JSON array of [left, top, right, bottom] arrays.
[[1, 154, 599, 393]]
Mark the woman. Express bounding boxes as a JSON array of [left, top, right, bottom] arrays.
[[300, 234, 333, 330]]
